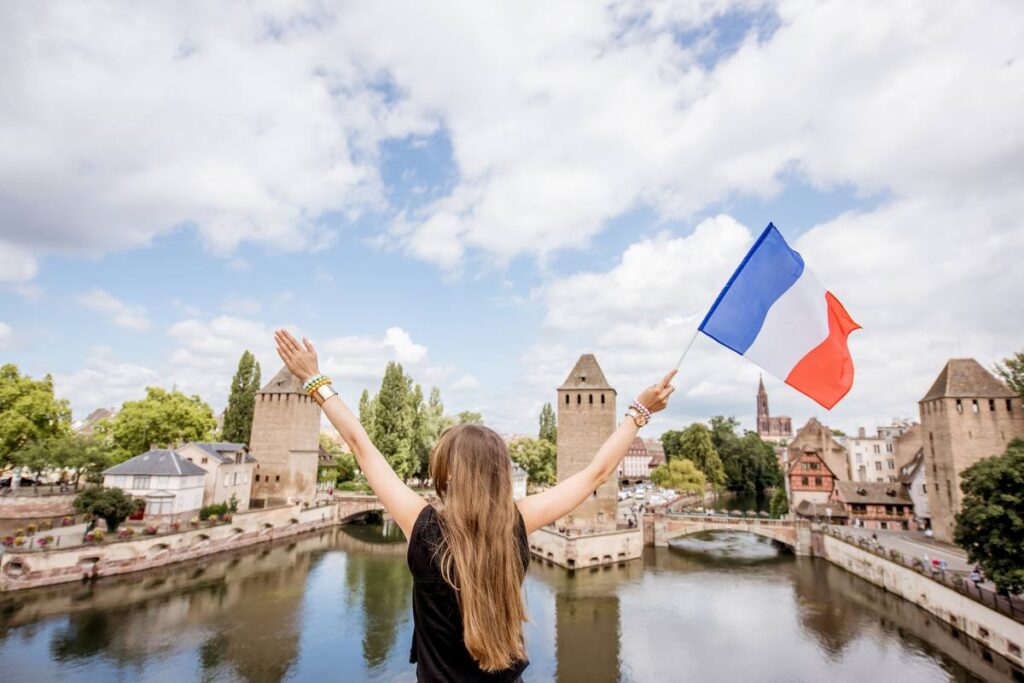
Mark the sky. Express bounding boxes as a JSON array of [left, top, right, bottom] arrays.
[[1, 0, 1022, 439]]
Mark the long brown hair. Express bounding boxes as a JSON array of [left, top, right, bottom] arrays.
[[428, 423, 528, 672]]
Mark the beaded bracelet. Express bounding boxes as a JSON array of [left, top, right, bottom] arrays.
[[630, 399, 652, 422], [304, 374, 332, 395], [302, 374, 328, 392]]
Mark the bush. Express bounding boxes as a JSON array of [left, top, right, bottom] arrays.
[[199, 502, 231, 521], [207, 514, 219, 523], [117, 528, 134, 539], [37, 535, 54, 547], [2, 536, 14, 548], [336, 480, 372, 492], [73, 487, 144, 532], [61, 516, 74, 527], [190, 517, 200, 527], [26, 523, 37, 535], [144, 525, 158, 535], [14, 536, 26, 547]]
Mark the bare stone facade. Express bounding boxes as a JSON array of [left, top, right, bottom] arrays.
[[557, 354, 617, 532], [248, 367, 320, 507], [919, 359, 1024, 542]]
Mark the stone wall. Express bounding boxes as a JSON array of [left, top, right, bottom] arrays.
[[557, 385, 617, 531], [528, 526, 642, 569], [817, 532, 1024, 668], [921, 395, 1024, 542], [0, 502, 339, 592], [250, 389, 321, 506], [0, 492, 76, 519]]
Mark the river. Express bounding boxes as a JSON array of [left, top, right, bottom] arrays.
[[0, 524, 1018, 682]]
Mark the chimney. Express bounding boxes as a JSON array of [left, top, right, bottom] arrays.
[[858, 427, 866, 438]]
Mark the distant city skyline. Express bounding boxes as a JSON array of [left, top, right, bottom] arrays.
[[1, 2, 1021, 437]]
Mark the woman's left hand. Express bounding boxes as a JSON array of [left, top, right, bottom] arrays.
[[274, 329, 321, 383]]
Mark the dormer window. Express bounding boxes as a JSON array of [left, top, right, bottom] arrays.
[[579, 375, 586, 383]]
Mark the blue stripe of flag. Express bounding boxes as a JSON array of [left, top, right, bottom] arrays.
[[699, 223, 805, 355]]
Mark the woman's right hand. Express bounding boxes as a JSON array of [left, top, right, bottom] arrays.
[[636, 369, 677, 413], [274, 329, 321, 383]]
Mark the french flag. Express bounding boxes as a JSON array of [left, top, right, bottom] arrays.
[[699, 223, 860, 409]]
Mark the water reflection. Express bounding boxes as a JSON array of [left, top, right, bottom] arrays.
[[0, 526, 1019, 682]]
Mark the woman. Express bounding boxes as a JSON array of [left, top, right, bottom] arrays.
[[274, 330, 676, 682]]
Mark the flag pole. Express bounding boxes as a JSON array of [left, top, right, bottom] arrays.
[[674, 327, 700, 370]]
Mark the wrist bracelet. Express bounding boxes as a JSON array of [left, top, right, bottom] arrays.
[[630, 400, 652, 421], [311, 383, 338, 407], [304, 374, 332, 395], [625, 407, 649, 428]]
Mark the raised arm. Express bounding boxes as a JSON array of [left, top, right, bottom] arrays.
[[516, 369, 677, 534], [274, 330, 426, 539]]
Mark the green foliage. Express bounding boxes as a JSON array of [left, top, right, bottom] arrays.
[[0, 364, 72, 466], [651, 458, 706, 495], [456, 411, 483, 425], [708, 416, 783, 495], [769, 486, 789, 516], [663, 423, 726, 486], [199, 500, 235, 520], [994, 349, 1024, 401], [508, 437, 557, 487], [106, 387, 217, 460], [320, 433, 359, 484], [538, 402, 557, 443], [73, 487, 143, 532], [221, 350, 261, 444], [830, 428, 847, 437], [336, 480, 372, 492], [954, 439, 1024, 594], [410, 386, 446, 479]]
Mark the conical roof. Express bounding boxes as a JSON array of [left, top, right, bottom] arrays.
[[559, 354, 615, 392], [260, 366, 304, 394], [920, 359, 1014, 402]]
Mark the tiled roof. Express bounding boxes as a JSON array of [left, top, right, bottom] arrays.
[[920, 358, 1015, 402], [559, 354, 614, 391], [835, 481, 913, 506], [104, 449, 206, 477], [189, 441, 255, 463], [260, 366, 304, 394], [795, 499, 848, 518]]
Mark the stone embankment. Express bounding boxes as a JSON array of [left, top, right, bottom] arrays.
[[814, 530, 1023, 669], [0, 502, 340, 591]]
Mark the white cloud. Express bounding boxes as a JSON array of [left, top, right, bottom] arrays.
[[54, 348, 160, 418], [76, 288, 152, 331], [319, 326, 429, 383], [0, 242, 38, 283], [0, 322, 11, 349]]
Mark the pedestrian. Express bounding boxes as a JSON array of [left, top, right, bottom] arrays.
[[274, 329, 677, 683], [969, 567, 982, 589]]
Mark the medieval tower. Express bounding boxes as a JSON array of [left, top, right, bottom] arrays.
[[248, 367, 321, 507], [919, 358, 1024, 542], [557, 354, 617, 532]]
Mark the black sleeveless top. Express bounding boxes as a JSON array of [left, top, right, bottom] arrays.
[[407, 505, 530, 683]]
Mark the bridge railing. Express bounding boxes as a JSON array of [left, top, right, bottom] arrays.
[[661, 512, 802, 527]]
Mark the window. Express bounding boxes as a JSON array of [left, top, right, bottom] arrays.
[[814, 476, 822, 486], [989, 399, 996, 412], [132, 475, 151, 489], [588, 394, 593, 404], [1008, 399, 1014, 412], [972, 399, 979, 413], [887, 460, 895, 470], [886, 443, 893, 453], [875, 462, 882, 471], [956, 399, 963, 413], [201, 457, 208, 464], [873, 445, 880, 454], [855, 454, 862, 464], [800, 477, 809, 486], [601, 394, 605, 404], [224, 474, 230, 486], [275, 475, 281, 482], [565, 394, 570, 405], [922, 484, 927, 493], [255, 474, 260, 482], [576, 394, 581, 405]]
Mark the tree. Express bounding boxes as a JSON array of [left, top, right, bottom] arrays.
[[0, 364, 72, 466], [410, 387, 446, 479], [539, 402, 557, 443], [508, 437, 557, 487], [73, 487, 143, 532], [221, 350, 261, 444], [372, 362, 419, 481], [994, 349, 1024, 401], [106, 387, 216, 460], [665, 423, 726, 486], [769, 486, 789, 517], [358, 389, 376, 436], [706, 416, 782, 495], [456, 411, 483, 425], [954, 439, 1024, 594], [651, 458, 706, 495], [68, 435, 115, 486]]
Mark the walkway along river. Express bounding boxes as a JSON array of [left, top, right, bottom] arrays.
[[1, 523, 1021, 682]]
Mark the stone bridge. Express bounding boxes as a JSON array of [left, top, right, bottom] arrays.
[[646, 513, 812, 555], [334, 494, 387, 522]]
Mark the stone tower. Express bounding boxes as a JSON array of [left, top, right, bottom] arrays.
[[557, 354, 617, 532], [919, 358, 1024, 542], [249, 367, 321, 507], [756, 375, 770, 435]]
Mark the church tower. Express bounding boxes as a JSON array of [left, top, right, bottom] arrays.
[[557, 354, 617, 532], [757, 375, 770, 435], [248, 367, 320, 507]]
